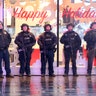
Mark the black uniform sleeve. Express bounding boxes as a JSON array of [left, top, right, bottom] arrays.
[[84, 32, 91, 42], [60, 33, 69, 44], [52, 33, 57, 47], [26, 33, 36, 48], [4, 30, 12, 48], [14, 33, 23, 48], [31, 33, 36, 46], [37, 34, 44, 48], [75, 33, 81, 50], [7, 32, 11, 45]]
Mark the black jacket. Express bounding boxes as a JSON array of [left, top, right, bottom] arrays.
[[84, 29, 96, 50], [0, 29, 11, 49], [14, 31, 36, 50], [38, 31, 57, 51], [60, 31, 81, 51]]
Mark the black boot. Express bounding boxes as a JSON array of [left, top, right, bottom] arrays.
[[6, 74, 14, 78]]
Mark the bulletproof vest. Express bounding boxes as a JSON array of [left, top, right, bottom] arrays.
[[64, 31, 79, 49], [44, 32, 53, 46], [91, 30, 96, 41], [85, 30, 96, 50], [23, 32, 31, 45], [0, 30, 10, 48]]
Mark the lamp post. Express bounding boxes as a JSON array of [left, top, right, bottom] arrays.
[[57, 0, 59, 67]]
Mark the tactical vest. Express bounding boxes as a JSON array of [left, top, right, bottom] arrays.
[[23, 32, 31, 46], [44, 32, 53, 46], [0, 31, 11, 49]]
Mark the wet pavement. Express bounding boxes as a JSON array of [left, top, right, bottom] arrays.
[[0, 76, 96, 96]]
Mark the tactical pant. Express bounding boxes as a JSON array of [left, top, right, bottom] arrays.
[[64, 49, 77, 75], [0, 49, 11, 75], [18, 49, 32, 75], [41, 50, 54, 75], [87, 49, 96, 75]]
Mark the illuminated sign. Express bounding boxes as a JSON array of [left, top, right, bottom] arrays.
[[13, 7, 48, 23], [62, 7, 96, 18]]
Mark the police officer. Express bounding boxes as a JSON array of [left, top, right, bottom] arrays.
[[14, 23, 36, 77], [0, 21, 14, 78], [38, 24, 57, 77], [60, 23, 81, 76], [84, 22, 96, 76]]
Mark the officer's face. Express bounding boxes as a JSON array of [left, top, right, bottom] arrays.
[[22, 26, 28, 31], [92, 24, 96, 29], [0, 23, 3, 29], [45, 26, 51, 31], [67, 26, 73, 31]]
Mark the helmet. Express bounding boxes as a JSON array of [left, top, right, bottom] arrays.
[[66, 23, 74, 29], [44, 24, 52, 31], [21, 23, 29, 30], [90, 22, 96, 29]]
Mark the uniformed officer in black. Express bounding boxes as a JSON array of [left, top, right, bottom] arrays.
[[0, 21, 14, 78], [60, 23, 81, 76], [38, 24, 57, 77], [84, 22, 96, 76], [14, 23, 36, 77]]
